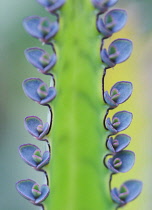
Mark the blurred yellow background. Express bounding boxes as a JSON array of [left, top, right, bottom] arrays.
[[0, 0, 151, 209]]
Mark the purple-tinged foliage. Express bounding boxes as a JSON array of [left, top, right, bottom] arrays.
[[92, 0, 118, 13], [104, 81, 133, 108], [97, 9, 127, 38], [111, 180, 143, 205], [19, 144, 50, 170], [25, 47, 56, 74], [106, 150, 135, 173], [36, 0, 66, 13], [22, 78, 56, 105], [105, 111, 133, 134], [107, 134, 131, 153], [101, 39, 133, 67], [16, 179, 49, 204], [24, 116, 50, 140], [23, 16, 58, 43]]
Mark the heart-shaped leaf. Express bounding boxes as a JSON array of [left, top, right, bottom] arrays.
[[105, 111, 133, 134], [104, 81, 133, 108], [92, 0, 118, 13], [22, 78, 56, 105], [25, 47, 56, 74], [19, 144, 50, 169], [106, 150, 135, 173], [16, 179, 50, 204], [36, 0, 66, 13], [97, 9, 127, 37], [101, 39, 133, 67], [107, 134, 131, 153], [111, 180, 143, 205], [24, 116, 50, 140], [23, 16, 58, 43]]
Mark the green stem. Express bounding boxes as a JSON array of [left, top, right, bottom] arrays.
[[44, 1, 114, 209]]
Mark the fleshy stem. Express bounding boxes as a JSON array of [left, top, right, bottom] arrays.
[[44, 0, 114, 209]]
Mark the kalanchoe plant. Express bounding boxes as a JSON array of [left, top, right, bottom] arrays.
[[97, 9, 127, 38], [36, 0, 66, 13], [22, 78, 56, 105], [23, 16, 58, 43], [16, 179, 49, 205], [106, 150, 135, 173], [107, 134, 131, 153], [19, 144, 50, 170], [24, 47, 56, 74], [24, 116, 50, 140], [111, 180, 143, 207], [105, 111, 133, 134], [16, 0, 142, 209], [92, 0, 118, 13], [104, 81, 133, 108], [101, 39, 133, 67]]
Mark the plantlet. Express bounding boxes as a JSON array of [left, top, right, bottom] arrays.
[[16, 0, 143, 209]]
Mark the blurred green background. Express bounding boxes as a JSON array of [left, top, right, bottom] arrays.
[[0, 0, 151, 209]]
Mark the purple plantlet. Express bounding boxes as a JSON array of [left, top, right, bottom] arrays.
[[19, 144, 50, 170], [104, 81, 133, 108], [111, 180, 143, 205], [25, 47, 56, 74], [92, 0, 119, 13], [105, 111, 133, 134], [16, 179, 50, 205], [22, 78, 56, 105], [106, 150, 135, 173], [97, 9, 127, 38], [107, 134, 131, 153], [24, 116, 50, 140], [23, 16, 58, 43], [101, 39, 133, 67], [36, 0, 66, 13]]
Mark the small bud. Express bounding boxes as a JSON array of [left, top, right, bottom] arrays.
[[39, 52, 51, 67], [111, 180, 143, 205], [106, 150, 135, 173], [37, 124, 43, 133], [37, 83, 49, 99], [112, 117, 120, 128], [119, 185, 129, 200], [113, 158, 122, 168], [32, 184, 41, 198], [32, 149, 42, 163], [112, 139, 119, 148], [38, 18, 51, 35]]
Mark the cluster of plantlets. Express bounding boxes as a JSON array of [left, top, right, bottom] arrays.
[[16, 0, 142, 209], [92, 0, 142, 208], [16, 0, 66, 209]]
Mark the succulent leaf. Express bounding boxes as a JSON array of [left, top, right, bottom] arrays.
[[25, 47, 56, 74], [111, 180, 143, 205], [22, 78, 56, 105], [24, 116, 50, 140], [104, 81, 133, 108], [23, 16, 58, 42], [36, 0, 66, 12], [92, 0, 118, 13], [19, 144, 50, 169], [16, 179, 50, 204], [107, 134, 131, 153], [105, 111, 133, 134], [101, 39, 133, 67], [97, 9, 127, 37], [106, 150, 135, 173]]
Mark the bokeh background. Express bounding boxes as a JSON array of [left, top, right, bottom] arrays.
[[0, 0, 151, 209]]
